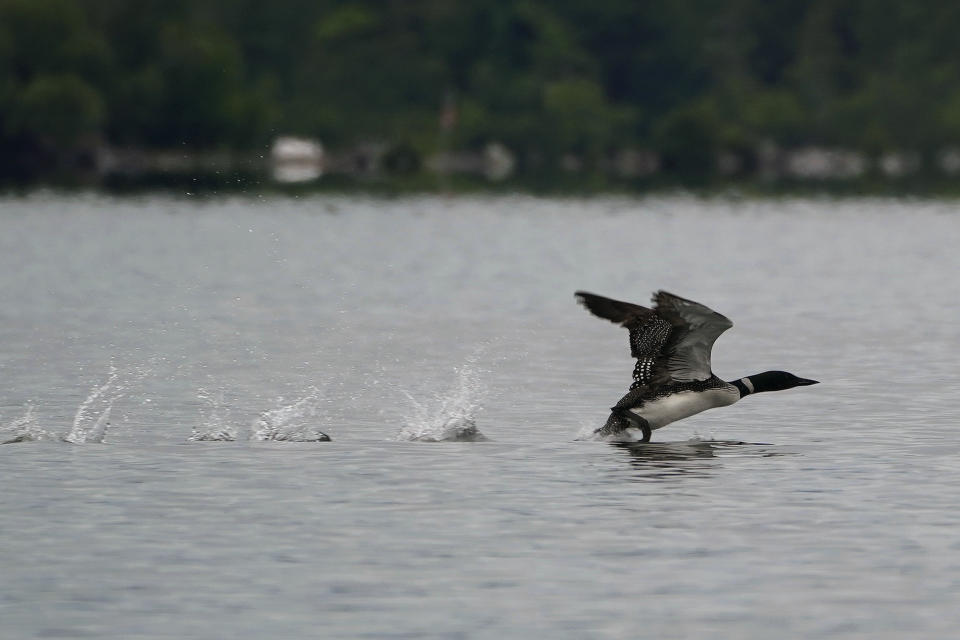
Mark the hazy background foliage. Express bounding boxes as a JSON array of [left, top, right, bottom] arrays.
[[1, 0, 958, 179]]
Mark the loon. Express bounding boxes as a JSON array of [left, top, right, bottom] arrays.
[[575, 290, 818, 442]]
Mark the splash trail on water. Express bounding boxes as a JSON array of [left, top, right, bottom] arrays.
[[1, 404, 61, 444], [395, 354, 489, 442], [251, 386, 330, 442], [3, 363, 151, 444], [190, 387, 237, 441], [64, 365, 126, 444]]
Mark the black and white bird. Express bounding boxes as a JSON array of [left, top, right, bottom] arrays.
[[575, 290, 818, 442]]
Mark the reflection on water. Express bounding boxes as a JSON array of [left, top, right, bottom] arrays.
[[612, 439, 790, 480]]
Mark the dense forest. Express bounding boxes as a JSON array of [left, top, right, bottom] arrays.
[[3, 0, 960, 183]]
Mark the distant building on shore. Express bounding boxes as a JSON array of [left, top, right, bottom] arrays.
[[270, 136, 324, 183]]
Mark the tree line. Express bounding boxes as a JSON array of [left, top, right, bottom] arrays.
[[2, 0, 960, 180]]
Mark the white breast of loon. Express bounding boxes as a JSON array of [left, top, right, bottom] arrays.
[[630, 385, 740, 431]]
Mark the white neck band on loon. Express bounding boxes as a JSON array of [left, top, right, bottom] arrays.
[[731, 377, 754, 397]]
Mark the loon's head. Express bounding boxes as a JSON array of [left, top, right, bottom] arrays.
[[747, 371, 819, 393]]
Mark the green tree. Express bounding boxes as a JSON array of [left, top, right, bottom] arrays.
[[7, 73, 104, 145], [653, 101, 722, 175]]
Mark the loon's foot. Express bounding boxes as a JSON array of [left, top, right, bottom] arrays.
[[604, 408, 652, 442]]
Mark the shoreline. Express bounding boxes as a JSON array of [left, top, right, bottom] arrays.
[[5, 143, 960, 198]]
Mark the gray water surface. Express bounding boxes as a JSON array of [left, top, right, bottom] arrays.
[[1, 194, 958, 638]]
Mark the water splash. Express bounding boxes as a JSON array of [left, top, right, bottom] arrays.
[[190, 387, 237, 442], [64, 364, 127, 444], [251, 386, 330, 442], [395, 356, 489, 442], [573, 421, 603, 442], [1, 404, 61, 444]]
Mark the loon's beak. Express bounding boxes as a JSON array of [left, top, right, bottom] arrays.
[[796, 378, 819, 386]]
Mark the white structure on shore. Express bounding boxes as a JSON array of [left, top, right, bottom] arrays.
[[271, 136, 324, 183]]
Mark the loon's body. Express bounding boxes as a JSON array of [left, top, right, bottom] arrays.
[[575, 290, 818, 442]]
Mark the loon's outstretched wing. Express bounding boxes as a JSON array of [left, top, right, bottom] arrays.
[[651, 290, 733, 382], [575, 290, 733, 384], [575, 291, 672, 386]]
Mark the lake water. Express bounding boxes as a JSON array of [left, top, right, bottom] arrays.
[[1, 193, 959, 639]]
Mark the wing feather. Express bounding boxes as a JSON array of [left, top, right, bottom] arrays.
[[653, 291, 733, 381], [575, 290, 733, 386], [574, 291, 652, 327]]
